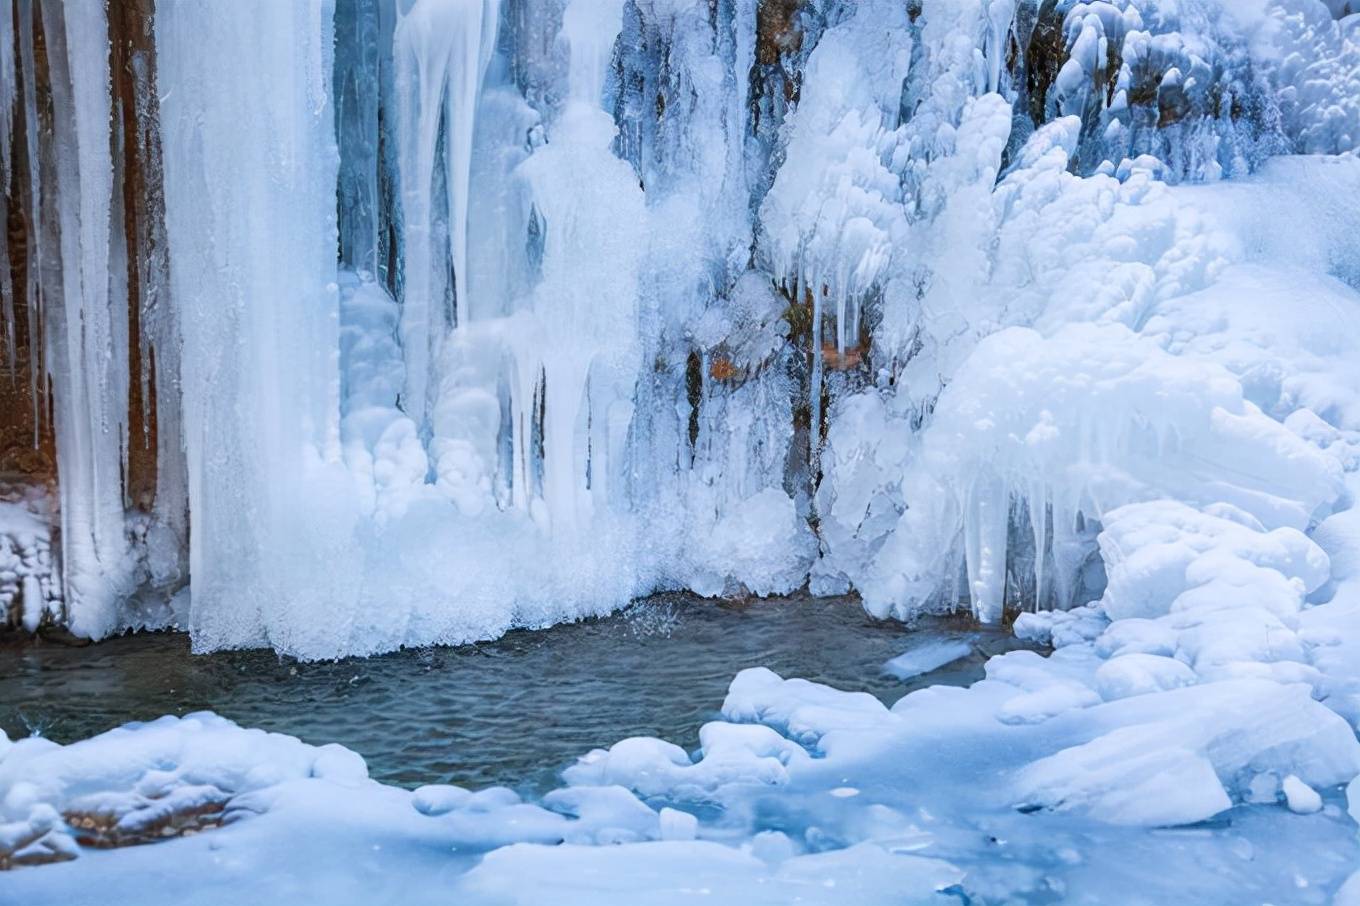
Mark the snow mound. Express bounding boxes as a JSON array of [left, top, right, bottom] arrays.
[[1015, 679, 1360, 826], [0, 713, 365, 864]]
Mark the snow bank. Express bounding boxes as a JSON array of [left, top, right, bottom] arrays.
[[1015, 678, 1359, 825], [0, 713, 363, 866], [1003, 485, 1360, 826], [458, 840, 961, 906]]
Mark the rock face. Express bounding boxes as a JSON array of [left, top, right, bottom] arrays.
[[1, 0, 185, 638], [2, 0, 1360, 656], [0, 3, 57, 635]]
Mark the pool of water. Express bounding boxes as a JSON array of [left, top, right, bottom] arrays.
[[0, 594, 1030, 794]]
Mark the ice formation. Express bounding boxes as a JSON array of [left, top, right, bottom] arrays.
[[0, 0, 1357, 658], [3, 0, 1360, 894]]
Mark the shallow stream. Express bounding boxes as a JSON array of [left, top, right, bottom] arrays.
[[0, 594, 1028, 794]]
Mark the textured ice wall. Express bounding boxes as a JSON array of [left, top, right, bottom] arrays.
[[3, 0, 1360, 653]]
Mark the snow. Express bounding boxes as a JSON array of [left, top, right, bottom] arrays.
[[1014, 678, 1358, 825], [1283, 774, 1325, 814], [458, 840, 961, 906], [1093, 652, 1197, 700], [5, 630, 1360, 900]]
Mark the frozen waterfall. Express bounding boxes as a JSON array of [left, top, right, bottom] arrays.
[[1, 0, 1359, 657]]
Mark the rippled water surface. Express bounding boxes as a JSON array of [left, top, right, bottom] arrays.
[[0, 595, 1028, 794]]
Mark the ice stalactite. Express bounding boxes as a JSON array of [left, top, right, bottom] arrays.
[[107, 0, 190, 613], [157, 0, 354, 651], [334, 0, 400, 289], [0, 1, 12, 170], [7, 0, 1360, 655], [608, 0, 818, 597], [758, 0, 914, 471], [1, 2, 58, 633], [37, 0, 136, 636], [502, 0, 643, 536], [392, 0, 500, 428], [0, 0, 15, 370], [14, 0, 45, 437]]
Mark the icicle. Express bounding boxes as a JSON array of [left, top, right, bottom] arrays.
[[0, 0, 14, 369], [335, 0, 401, 285], [560, 0, 621, 105], [0, 0, 13, 160], [16, 0, 44, 435], [1028, 479, 1049, 611], [964, 474, 1009, 623], [0, 185, 11, 376], [106, 0, 190, 600], [985, 0, 1016, 94], [810, 278, 823, 470], [498, 0, 641, 536], [727, 0, 757, 202], [334, 0, 383, 275], [38, 0, 135, 637], [393, 0, 500, 427]]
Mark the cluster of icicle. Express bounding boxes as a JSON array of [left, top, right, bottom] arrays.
[[1, 0, 1357, 655]]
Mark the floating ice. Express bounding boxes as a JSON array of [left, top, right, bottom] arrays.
[[883, 638, 974, 681]]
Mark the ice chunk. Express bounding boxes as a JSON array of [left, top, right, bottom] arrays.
[[1015, 680, 1360, 826], [884, 639, 974, 681], [722, 668, 896, 752], [1281, 775, 1323, 814]]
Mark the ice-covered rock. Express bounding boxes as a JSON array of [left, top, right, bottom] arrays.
[[2, 0, 1358, 663], [862, 324, 1343, 623]]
